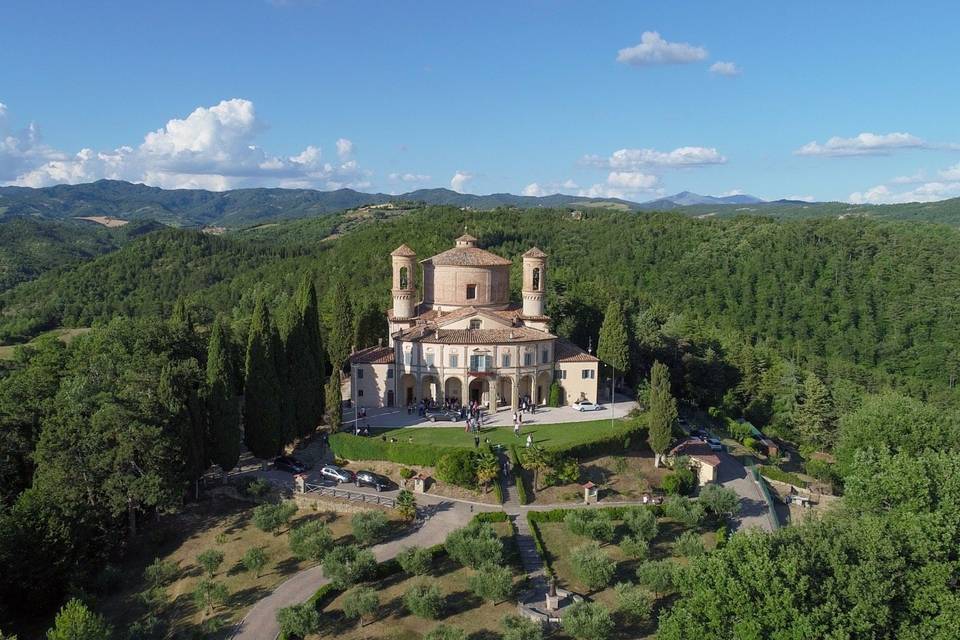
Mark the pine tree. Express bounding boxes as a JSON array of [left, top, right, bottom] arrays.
[[793, 372, 836, 450], [648, 361, 676, 467], [205, 316, 242, 471], [285, 276, 326, 440], [244, 296, 285, 458], [597, 301, 630, 393], [327, 281, 354, 372]]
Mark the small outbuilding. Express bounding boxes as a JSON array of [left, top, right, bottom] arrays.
[[669, 439, 722, 485]]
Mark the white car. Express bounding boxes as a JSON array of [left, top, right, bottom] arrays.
[[572, 400, 602, 412]]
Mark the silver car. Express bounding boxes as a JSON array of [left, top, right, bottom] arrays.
[[320, 464, 354, 484]]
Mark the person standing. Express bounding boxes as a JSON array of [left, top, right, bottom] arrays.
[[526, 434, 533, 448], [474, 434, 480, 448], [513, 419, 520, 438]]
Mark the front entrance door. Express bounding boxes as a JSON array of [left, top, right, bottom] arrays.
[[470, 387, 481, 404], [405, 387, 414, 406], [387, 390, 395, 407]]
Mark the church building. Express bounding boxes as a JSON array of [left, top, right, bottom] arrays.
[[349, 234, 599, 412]]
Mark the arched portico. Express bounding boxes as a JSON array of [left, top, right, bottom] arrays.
[[444, 377, 463, 404], [498, 376, 515, 410], [399, 373, 417, 408], [536, 370, 552, 405], [421, 374, 440, 403], [518, 374, 534, 406]]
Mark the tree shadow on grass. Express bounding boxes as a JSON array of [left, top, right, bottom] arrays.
[[442, 590, 483, 618], [274, 556, 303, 577], [229, 585, 268, 610], [468, 630, 500, 640], [380, 594, 406, 619]]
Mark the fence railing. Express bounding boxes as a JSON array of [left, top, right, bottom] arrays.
[[747, 465, 781, 531], [302, 483, 397, 508]]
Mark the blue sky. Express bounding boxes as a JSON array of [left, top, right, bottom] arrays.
[[2, 0, 959, 203]]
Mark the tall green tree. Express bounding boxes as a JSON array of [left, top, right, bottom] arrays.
[[648, 361, 677, 467], [46, 599, 112, 640], [244, 296, 285, 458], [597, 300, 630, 393], [205, 316, 242, 471], [327, 280, 354, 372], [353, 302, 386, 350], [793, 372, 836, 450], [325, 373, 343, 431], [284, 276, 326, 440]]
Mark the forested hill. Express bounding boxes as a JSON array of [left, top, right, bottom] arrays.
[[5, 179, 960, 228], [3, 207, 959, 401]]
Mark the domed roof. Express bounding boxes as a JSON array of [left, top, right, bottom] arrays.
[[391, 244, 417, 257], [523, 247, 548, 259]]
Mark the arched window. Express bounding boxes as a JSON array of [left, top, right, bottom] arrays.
[[399, 266, 409, 289], [532, 267, 541, 291]]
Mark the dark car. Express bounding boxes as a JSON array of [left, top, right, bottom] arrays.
[[424, 408, 460, 422], [320, 464, 354, 484], [274, 455, 307, 474], [691, 429, 710, 440], [355, 470, 392, 492]]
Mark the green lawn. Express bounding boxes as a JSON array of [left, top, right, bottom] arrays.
[[374, 417, 638, 451]]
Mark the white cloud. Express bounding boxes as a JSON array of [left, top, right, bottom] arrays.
[[939, 163, 960, 181], [579, 172, 661, 200], [719, 189, 745, 197], [336, 138, 353, 159], [0, 98, 368, 190], [389, 172, 431, 184], [617, 31, 708, 67], [796, 132, 929, 157], [521, 179, 578, 197], [586, 146, 727, 170], [709, 61, 741, 76], [786, 194, 815, 202], [450, 171, 473, 193]]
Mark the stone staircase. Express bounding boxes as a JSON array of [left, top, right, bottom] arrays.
[[512, 513, 549, 605], [496, 448, 522, 507]]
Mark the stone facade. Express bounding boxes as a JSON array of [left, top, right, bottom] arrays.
[[349, 234, 599, 411]]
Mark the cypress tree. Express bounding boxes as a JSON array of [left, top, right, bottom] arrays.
[[205, 316, 242, 471], [325, 373, 343, 431], [648, 361, 676, 467], [353, 302, 385, 350], [285, 277, 326, 440], [244, 296, 285, 458], [597, 300, 630, 392], [327, 281, 354, 373]]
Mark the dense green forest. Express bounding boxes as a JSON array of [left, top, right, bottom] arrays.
[[3, 203, 960, 635]]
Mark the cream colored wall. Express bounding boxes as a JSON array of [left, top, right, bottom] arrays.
[[422, 264, 511, 309], [692, 459, 718, 485], [352, 363, 392, 408], [555, 361, 599, 404]]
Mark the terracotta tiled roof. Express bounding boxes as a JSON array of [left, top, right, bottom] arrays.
[[398, 326, 555, 345], [349, 345, 395, 364], [669, 439, 721, 466], [555, 338, 599, 362], [522, 247, 548, 259], [391, 244, 416, 257], [456, 233, 478, 243], [422, 246, 513, 267]]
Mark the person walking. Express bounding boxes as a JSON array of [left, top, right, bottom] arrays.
[[474, 435, 480, 448], [526, 434, 533, 448], [513, 419, 520, 438]]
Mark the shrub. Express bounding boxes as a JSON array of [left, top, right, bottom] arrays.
[[635, 560, 677, 598], [673, 530, 705, 557], [47, 599, 113, 640], [276, 601, 321, 639], [759, 464, 806, 487], [469, 562, 513, 604], [445, 522, 503, 569], [663, 496, 705, 528], [242, 547, 268, 578], [612, 455, 629, 474], [397, 546, 433, 576], [548, 382, 564, 407], [501, 614, 544, 640], [614, 582, 654, 624], [436, 449, 479, 488], [623, 507, 658, 541], [253, 501, 297, 535], [322, 545, 376, 588], [715, 525, 728, 549], [400, 467, 416, 480], [143, 558, 179, 588], [403, 581, 444, 619], [425, 624, 467, 640], [562, 601, 614, 640], [245, 477, 272, 498], [192, 579, 229, 615], [196, 549, 225, 578], [805, 458, 838, 485], [565, 510, 614, 543], [619, 534, 650, 560], [352, 510, 390, 546], [742, 436, 759, 452], [699, 484, 740, 518], [396, 489, 417, 521], [330, 432, 457, 466], [662, 473, 683, 495], [342, 586, 379, 627], [728, 420, 753, 441], [570, 542, 616, 591], [289, 520, 334, 562]]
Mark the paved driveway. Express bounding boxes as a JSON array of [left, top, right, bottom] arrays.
[[715, 453, 776, 532]]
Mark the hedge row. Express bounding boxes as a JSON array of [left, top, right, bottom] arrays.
[[527, 504, 662, 524], [759, 464, 807, 488], [525, 512, 555, 580], [509, 445, 530, 505], [329, 432, 459, 466], [472, 510, 510, 523], [488, 444, 505, 505]]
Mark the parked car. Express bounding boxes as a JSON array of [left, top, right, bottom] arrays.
[[320, 464, 354, 484], [706, 438, 724, 452], [274, 456, 307, 474], [425, 408, 460, 422], [572, 400, 603, 412], [355, 470, 392, 492], [691, 429, 710, 440]]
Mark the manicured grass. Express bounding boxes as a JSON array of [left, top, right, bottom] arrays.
[[374, 417, 636, 451]]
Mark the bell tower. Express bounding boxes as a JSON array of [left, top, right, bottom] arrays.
[[522, 247, 547, 317], [391, 244, 417, 319]]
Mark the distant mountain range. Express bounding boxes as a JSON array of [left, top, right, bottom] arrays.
[[2, 180, 960, 228]]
